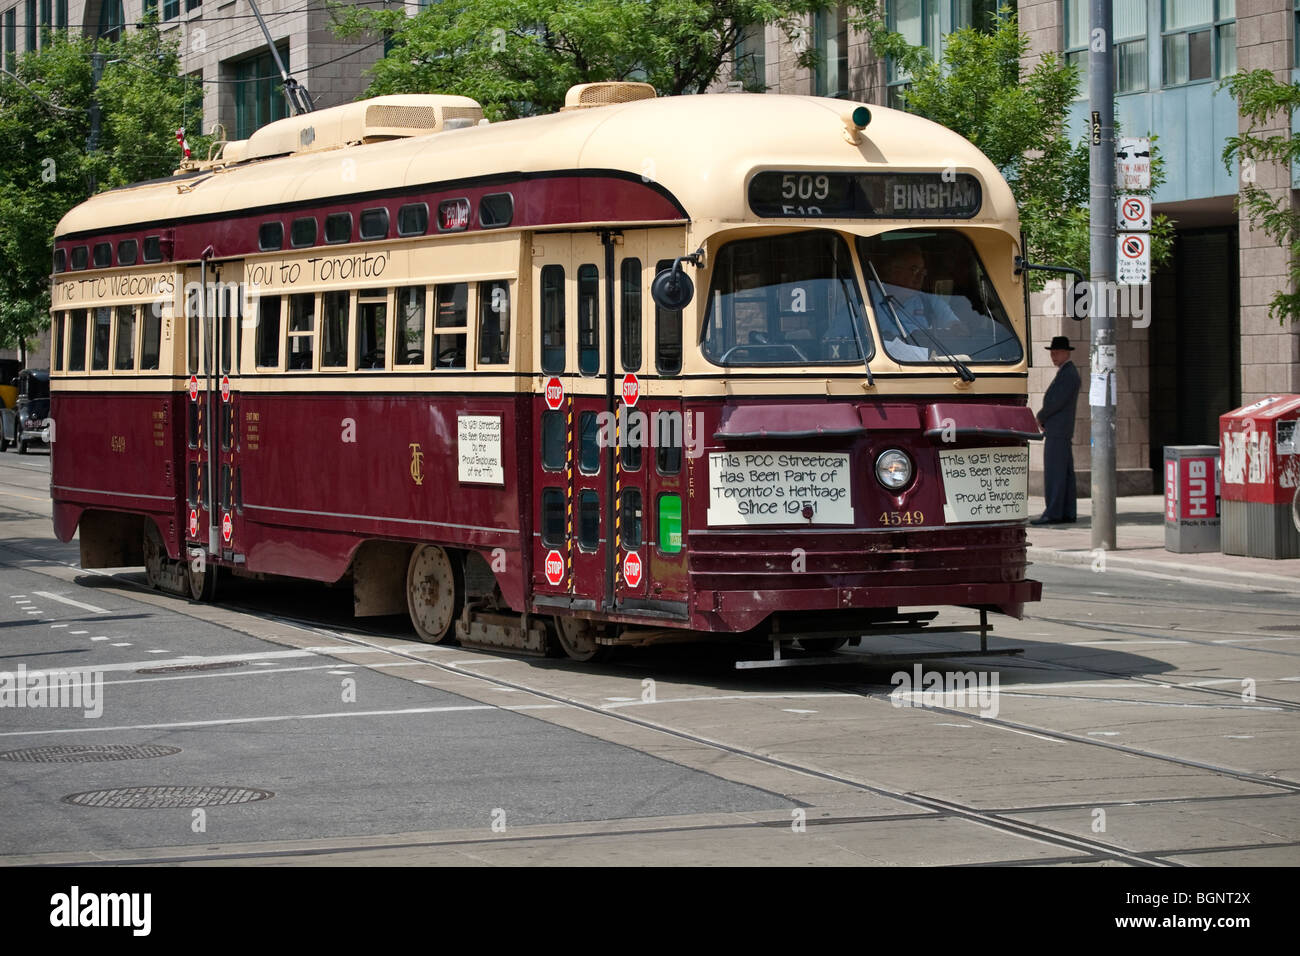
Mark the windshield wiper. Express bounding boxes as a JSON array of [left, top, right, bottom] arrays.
[[836, 273, 873, 387], [864, 260, 975, 383]]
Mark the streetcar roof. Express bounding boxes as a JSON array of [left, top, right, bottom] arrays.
[[54, 93, 1019, 240]]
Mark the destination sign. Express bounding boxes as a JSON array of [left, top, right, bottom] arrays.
[[748, 171, 982, 220]]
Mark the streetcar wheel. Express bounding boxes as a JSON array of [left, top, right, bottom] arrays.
[[184, 550, 219, 602], [554, 616, 611, 663], [143, 521, 166, 590], [796, 637, 848, 653], [406, 545, 463, 644]]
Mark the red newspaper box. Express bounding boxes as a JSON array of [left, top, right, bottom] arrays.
[[1220, 395, 1300, 558], [1164, 446, 1219, 553]]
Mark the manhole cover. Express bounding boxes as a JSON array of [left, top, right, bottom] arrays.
[[0, 744, 181, 763], [63, 786, 273, 809], [137, 660, 248, 674]]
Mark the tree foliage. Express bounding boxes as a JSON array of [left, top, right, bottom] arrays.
[[0, 25, 204, 352], [1221, 68, 1300, 325], [332, 0, 835, 120], [850, 2, 1172, 285]]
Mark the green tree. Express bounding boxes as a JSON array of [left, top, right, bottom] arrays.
[[850, 2, 1172, 284], [332, 0, 835, 120], [0, 26, 205, 353], [1221, 68, 1300, 325]]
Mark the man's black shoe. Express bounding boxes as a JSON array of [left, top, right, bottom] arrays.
[[1030, 516, 1059, 525]]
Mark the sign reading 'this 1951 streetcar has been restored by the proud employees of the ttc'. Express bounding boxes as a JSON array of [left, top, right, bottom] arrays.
[[938, 447, 1029, 523]]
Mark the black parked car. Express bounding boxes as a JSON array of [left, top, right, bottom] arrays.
[[0, 369, 50, 454]]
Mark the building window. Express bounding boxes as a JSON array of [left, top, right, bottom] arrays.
[[1067, 0, 1148, 97], [24, 0, 35, 51], [55, 0, 65, 30], [814, 5, 849, 98], [38, 0, 49, 45], [4, 10, 16, 74], [886, 0, 940, 107], [1163, 0, 1234, 86], [733, 22, 765, 90], [234, 46, 289, 139], [96, 0, 123, 41]]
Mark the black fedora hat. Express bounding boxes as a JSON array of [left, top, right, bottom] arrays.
[[1045, 336, 1075, 351]]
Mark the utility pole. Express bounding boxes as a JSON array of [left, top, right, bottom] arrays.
[[1089, 0, 1116, 550]]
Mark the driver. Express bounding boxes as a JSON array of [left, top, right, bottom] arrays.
[[870, 245, 960, 340]]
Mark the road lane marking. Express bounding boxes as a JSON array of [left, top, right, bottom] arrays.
[[31, 591, 111, 614], [601, 693, 855, 710]]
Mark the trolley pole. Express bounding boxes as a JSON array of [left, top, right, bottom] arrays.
[[1089, 0, 1117, 550]]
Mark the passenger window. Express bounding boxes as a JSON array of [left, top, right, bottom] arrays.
[[621, 437, 641, 472], [397, 203, 429, 237], [540, 265, 565, 373], [71, 246, 88, 270], [113, 306, 136, 371], [433, 283, 467, 369], [221, 287, 238, 375], [579, 410, 599, 474], [117, 240, 138, 266], [52, 313, 63, 372], [187, 400, 199, 449], [621, 489, 643, 550], [91, 307, 111, 370], [287, 293, 315, 370], [325, 212, 352, 244], [655, 258, 682, 375], [220, 463, 232, 509], [620, 258, 642, 371], [143, 237, 162, 263], [321, 291, 349, 368], [477, 280, 510, 365], [437, 198, 471, 232], [541, 488, 566, 547], [541, 411, 565, 471], [395, 286, 426, 366], [258, 222, 283, 251], [140, 307, 161, 370], [257, 295, 282, 368], [290, 217, 317, 248], [356, 292, 388, 369], [578, 489, 600, 550], [577, 263, 600, 376], [360, 208, 389, 241], [54, 249, 66, 273], [479, 193, 513, 228], [187, 462, 200, 507], [93, 243, 112, 268], [187, 282, 201, 374], [657, 443, 682, 476], [68, 310, 87, 371]]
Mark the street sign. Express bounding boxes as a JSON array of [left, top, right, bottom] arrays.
[[187, 375, 199, 401], [220, 375, 231, 402], [621, 373, 640, 407], [1116, 137, 1151, 190], [1117, 195, 1151, 232], [544, 377, 564, 411], [623, 550, 643, 588], [1117, 233, 1151, 284], [544, 549, 565, 586]]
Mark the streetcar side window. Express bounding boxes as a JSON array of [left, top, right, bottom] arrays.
[[68, 309, 87, 371], [621, 435, 642, 472], [656, 412, 682, 475], [540, 265, 565, 373], [621, 489, 643, 550], [655, 258, 682, 375], [321, 291, 350, 369], [397, 203, 428, 237], [71, 246, 88, 271], [93, 243, 112, 269], [360, 208, 390, 241], [477, 280, 510, 365], [258, 221, 283, 251], [187, 462, 199, 507], [113, 305, 136, 371], [620, 257, 642, 372], [541, 488, 565, 547], [256, 295, 282, 369], [395, 286, 426, 367], [117, 239, 138, 266], [187, 282, 201, 374], [325, 212, 352, 244], [479, 192, 513, 228], [287, 293, 315, 370], [54, 249, 66, 273], [290, 217, 317, 248], [657, 494, 683, 554], [578, 490, 600, 550], [52, 313, 62, 372], [140, 306, 162, 371], [91, 307, 111, 371], [356, 291, 389, 369], [578, 410, 599, 474], [143, 236, 163, 263], [577, 263, 600, 376], [433, 283, 467, 369], [541, 411, 565, 471]]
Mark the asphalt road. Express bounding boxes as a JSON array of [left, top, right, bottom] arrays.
[[1, 449, 1297, 866]]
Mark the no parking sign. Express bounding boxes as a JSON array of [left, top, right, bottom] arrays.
[[1117, 195, 1151, 231], [1116, 233, 1150, 284]]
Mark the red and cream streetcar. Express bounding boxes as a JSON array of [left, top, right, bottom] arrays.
[[48, 82, 1042, 662]]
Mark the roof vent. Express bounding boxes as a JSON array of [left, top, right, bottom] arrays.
[[562, 82, 656, 110]]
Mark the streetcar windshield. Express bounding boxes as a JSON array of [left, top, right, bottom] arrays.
[[857, 230, 1024, 365], [702, 231, 872, 367]]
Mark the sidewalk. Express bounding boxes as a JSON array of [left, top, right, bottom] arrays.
[[1025, 495, 1300, 589]]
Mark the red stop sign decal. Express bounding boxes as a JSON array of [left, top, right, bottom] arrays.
[[544, 377, 564, 410], [220, 375, 231, 402], [221, 512, 232, 544], [188, 375, 199, 401], [188, 509, 199, 537], [544, 549, 565, 586], [621, 373, 640, 407], [623, 550, 643, 588]]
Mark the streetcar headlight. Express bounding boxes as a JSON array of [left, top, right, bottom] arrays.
[[875, 449, 913, 491]]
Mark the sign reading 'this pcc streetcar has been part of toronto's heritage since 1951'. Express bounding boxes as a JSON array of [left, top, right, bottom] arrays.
[[707, 451, 855, 525]]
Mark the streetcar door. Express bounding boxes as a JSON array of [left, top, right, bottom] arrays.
[[530, 233, 609, 613], [212, 261, 244, 564], [612, 231, 650, 610]]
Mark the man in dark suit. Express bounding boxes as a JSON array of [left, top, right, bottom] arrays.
[[1032, 336, 1081, 525]]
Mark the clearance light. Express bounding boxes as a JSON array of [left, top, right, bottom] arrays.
[[876, 449, 913, 491], [843, 107, 871, 145]]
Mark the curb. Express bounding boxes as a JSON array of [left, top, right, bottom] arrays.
[[1027, 546, 1300, 589]]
